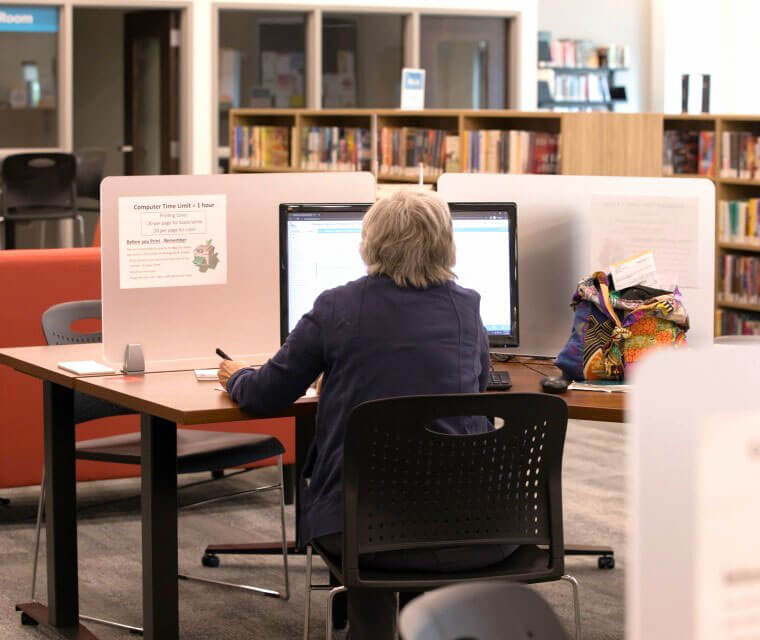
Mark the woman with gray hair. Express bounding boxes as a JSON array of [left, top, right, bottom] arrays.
[[219, 190, 512, 639]]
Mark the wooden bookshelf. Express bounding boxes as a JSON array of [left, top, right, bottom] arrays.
[[663, 113, 760, 336], [229, 108, 668, 180]]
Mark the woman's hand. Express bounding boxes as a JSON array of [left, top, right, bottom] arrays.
[[218, 360, 249, 389]]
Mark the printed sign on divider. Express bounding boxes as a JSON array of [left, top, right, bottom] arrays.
[[100, 172, 376, 371], [118, 194, 228, 290]]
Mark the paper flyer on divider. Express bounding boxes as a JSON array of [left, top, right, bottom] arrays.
[[117, 194, 228, 290]]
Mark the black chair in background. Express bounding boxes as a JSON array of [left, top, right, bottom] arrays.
[[0, 153, 84, 249], [399, 581, 568, 640], [74, 149, 106, 211], [303, 392, 580, 640], [28, 300, 290, 634]]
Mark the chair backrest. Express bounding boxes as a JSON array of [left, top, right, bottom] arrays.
[[399, 581, 567, 640], [342, 393, 567, 584], [1, 153, 76, 212], [75, 149, 106, 201], [41, 300, 102, 345]]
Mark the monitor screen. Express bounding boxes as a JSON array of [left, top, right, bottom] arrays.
[[279, 201, 518, 348]]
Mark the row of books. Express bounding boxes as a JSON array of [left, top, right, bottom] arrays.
[[715, 309, 760, 336], [551, 73, 611, 102], [230, 126, 290, 169], [720, 131, 760, 179], [462, 130, 560, 174], [543, 37, 629, 69], [300, 126, 371, 171], [719, 254, 760, 304], [378, 127, 459, 179], [718, 199, 760, 244], [662, 130, 714, 176]]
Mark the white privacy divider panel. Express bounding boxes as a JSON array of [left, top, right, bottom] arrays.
[[100, 172, 375, 371], [629, 345, 760, 640], [438, 174, 715, 356]]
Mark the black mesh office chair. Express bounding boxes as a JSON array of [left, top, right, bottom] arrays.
[[399, 581, 567, 640], [74, 149, 106, 236], [0, 153, 85, 249], [30, 300, 290, 634], [303, 393, 580, 640]]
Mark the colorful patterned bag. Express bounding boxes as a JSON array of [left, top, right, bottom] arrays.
[[555, 272, 689, 381]]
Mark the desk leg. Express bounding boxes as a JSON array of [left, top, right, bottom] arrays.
[[16, 382, 102, 638], [202, 413, 316, 560], [141, 415, 178, 640]]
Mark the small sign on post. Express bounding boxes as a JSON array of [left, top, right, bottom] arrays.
[[400, 68, 425, 110]]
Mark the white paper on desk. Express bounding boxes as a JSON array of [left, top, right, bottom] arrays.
[[194, 368, 219, 381], [696, 409, 760, 640], [568, 381, 631, 393], [590, 194, 699, 289], [58, 360, 116, 375], [609, 250, 658, 289]]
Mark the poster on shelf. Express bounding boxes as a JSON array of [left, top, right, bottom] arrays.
[[117, 194, 228, 290]]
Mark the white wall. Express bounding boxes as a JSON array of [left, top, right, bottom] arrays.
[[653, 0, 760, 114], [539, 0, 650, 112]]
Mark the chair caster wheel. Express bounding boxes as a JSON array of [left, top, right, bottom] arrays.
[[598, 555, 615, 569], [202, 553, 220, 568], [20, 612, 38, 626]]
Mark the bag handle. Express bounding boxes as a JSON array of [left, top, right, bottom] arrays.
[[593, 272, 631, 378]]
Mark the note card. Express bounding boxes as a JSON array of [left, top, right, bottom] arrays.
[[609, 250, 658, 289]]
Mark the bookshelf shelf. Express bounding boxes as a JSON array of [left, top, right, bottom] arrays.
[[719, 242, 760, 252], [228, 166, 300, 173], [376, 173, 442, 184], [540, 66, 629, 74], [719, 178, 760, 187], [538, 100, 612, 108], [717, 299, 760, 313], [664, 173, 713, 179]]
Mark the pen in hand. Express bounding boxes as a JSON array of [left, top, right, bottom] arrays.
[[216, 347, 232, 360]]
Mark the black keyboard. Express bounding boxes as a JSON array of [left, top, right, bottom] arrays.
[[487, 370, 512, 390]]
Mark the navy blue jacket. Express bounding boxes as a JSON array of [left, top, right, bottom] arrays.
[[227, 275, 491, 544]]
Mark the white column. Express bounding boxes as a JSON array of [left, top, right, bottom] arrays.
[[305, 9, 322, 108]]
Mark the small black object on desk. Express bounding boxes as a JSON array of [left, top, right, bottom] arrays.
[[487, 370, 512, 390], [541, 376, 569, 394]]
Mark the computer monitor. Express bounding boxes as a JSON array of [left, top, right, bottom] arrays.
[[279, 201, 519, 348]]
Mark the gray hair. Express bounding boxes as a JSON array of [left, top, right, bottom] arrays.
[[360, 190, 456, 288]]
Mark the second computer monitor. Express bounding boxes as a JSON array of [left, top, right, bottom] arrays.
[[279, 201, 518, 348]]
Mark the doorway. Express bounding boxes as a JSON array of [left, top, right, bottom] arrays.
[[72, 7, 184, 244]]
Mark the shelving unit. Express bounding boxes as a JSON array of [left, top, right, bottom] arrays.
[[229, 108, 664, 181], [662, 114, 760, 336], [537, 67, 627, 112]]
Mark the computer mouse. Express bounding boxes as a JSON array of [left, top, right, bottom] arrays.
[[541, 376, 569, 394]]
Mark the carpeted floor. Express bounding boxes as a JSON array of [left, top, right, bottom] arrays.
[[0, 419, 625, 639]]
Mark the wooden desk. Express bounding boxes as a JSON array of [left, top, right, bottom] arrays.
[[0, 344, 624, 640]]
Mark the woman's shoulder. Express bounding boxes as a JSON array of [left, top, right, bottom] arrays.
[[446, 279, 482, 304], [314, 275, 370, 306]]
